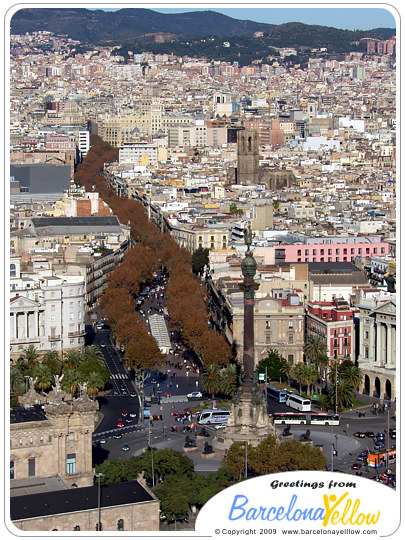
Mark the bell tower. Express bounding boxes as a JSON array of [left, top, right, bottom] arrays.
[[237, 130, 259, 185]]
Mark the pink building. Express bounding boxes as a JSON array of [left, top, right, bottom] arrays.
[[276, 242, 389, 263]]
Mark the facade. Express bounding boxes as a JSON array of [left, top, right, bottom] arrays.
[[277, 241, 389, 263], [236, 129, 260, 185], [356, 295, 396, 400], [11, 389, 98, 488], [207, 277, 305, 366], [119, 142, 159, 166], [10, 257, 86, 357], [307, 299, 355, 364]]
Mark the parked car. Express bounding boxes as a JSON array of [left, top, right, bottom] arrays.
[[130, 411, 137, 418], [99, 435, 107, 444], [117, 419, 124, 427], [121, 443, 130, 452], [99, 341, 106, 348], [390, 429, 396, 440], [351, 463, 362, 470], [365, 431, 375, 438], [374, 441, 385, 450], [121, 410, 128, 417], [113, 432, 122, 439], [354, 432, 366, 438]]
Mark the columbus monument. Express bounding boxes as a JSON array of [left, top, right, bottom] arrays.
[[214, 224, 274, 449]]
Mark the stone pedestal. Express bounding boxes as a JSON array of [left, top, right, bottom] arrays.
[[213, 384, 275, 450]]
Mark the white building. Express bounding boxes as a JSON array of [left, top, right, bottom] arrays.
[[10, 257, 86, 357], [119, 142, 159, 166]]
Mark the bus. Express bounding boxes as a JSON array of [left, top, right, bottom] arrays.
[[272, 412, 340, 426], [285, 394, 312, 412], [197, 409, 231, 425], [367, 450, 396, 468], [266, 386, 288, 403]]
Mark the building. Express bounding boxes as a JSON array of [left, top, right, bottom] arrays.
[[10, 257, 86, 357], [356, 294, 396, 400], [10, 163, 72, 203], [10, 480, 159, 532], [307, 299, 355, 364]]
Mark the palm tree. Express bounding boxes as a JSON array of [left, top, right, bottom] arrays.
[[32, 363, 53, 393], [42, 350, 62, 375], [83, 345, 105, 364], [281, 359, 294, 386], [201, 364, 221, 400], [85, 371, 105, 399], [10, 366, 26, 397], [304, 334, 329, 383], [292, 363, 307, 395], [23, 345, 40, 368], [64, 349, 83, 369], [339, 360, 363, 391], [327, 378, 354, 411], [220, 363, 238, 397], [61, 368, 81, 396]]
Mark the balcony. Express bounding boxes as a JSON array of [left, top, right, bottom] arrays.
[[48, 334, 61, 341]]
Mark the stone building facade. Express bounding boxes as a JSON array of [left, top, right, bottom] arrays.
[[10, 382, 98, 489], [356, 296, 396, 401]]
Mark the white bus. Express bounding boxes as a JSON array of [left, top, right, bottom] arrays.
[[285, 394, 311, 412], [197, 409, 231, 425]]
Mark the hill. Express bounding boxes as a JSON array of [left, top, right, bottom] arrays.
[[10, 8, 274, 41]]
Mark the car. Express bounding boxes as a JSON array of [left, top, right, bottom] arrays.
[[187, 391, 203, 399], [390, 429, 396, 440], [112, 432, 122, 439], [215, 424, 227, 430], [96, 323, 103, 330], [130, 392, 137, 398], [351, 463, 362, 470], [365, 431, 375, 438], [99, 341, 106, 348], [375, 432, 385, 441], [125, 417, 133, 423], [121, 443, 130, 452], [374, 442, 385, 450], [121, 410, 128, 417], [99, 435, 107, 444], [354, 432, 366, 438], [130, 411, 137, 418], [117, 419, 124, 427]]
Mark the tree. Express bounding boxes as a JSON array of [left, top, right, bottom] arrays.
[[339, 360, 363, 390], [83, 345, 105, 364], [83, 370, 107, 399], [31, 363, 53, 393], [326, 377, 355, 411], [42, 350, 62, 375], [304, 335, 328, 367], [61, 368, 81, 396], [292, 363, 307, 395], [191, 247, 209, 275], [257, 349, 287, 382], [222, 435, 327, 479], [63, 349, 82, 370], [23, 345, 40, 368], [94, 459, 129, 484], [201, 364, 222, 399], [219, 363, 238, 397]]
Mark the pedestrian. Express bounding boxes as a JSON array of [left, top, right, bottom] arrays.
[[160, 414, 163, 421]]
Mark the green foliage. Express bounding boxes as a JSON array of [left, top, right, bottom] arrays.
[[191, 247, 210, 275], [257, 349, 287, 382], [222, 435, 327, 479]]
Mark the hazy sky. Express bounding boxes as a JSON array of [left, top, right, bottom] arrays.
[[98, 4, 397, 31]]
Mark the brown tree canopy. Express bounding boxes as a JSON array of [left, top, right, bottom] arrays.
[[124, 322, 165, 373]]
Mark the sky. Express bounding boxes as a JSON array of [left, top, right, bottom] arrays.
[[96, 3, 398, 31]]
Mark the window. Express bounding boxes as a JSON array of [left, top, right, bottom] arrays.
[[351, 248, 355, 254], [117, 520, 124, 531], [266, 335, 271, 344], [305, 249, 309, 255], [10, 264, 16, 277], [365, 347, 369, 359], [265, 320, 271, 329], [343, 248, 347, 254], [328, 249, 332, 255], [288, 354, 294, 363], [288, 321, 294, 328], [73, 526, 81, 531], [28, 458, 35, 477], [336, 249, 340, 255], [10, 461, 14, 479], [288, 334, 294, 344], [381, 247, 385, 254], [67, 453, 76, 475], [365, 331, 369, 339]]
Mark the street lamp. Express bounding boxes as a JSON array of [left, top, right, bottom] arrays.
[[95, 473, 105, 531]]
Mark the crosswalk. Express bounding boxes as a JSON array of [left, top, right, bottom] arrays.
[[110, 373, 128, 380]]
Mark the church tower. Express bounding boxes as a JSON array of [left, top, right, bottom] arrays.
[[237, 129, 259, 185]]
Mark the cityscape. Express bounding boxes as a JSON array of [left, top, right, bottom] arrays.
[[8, 6, 397, 534]]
